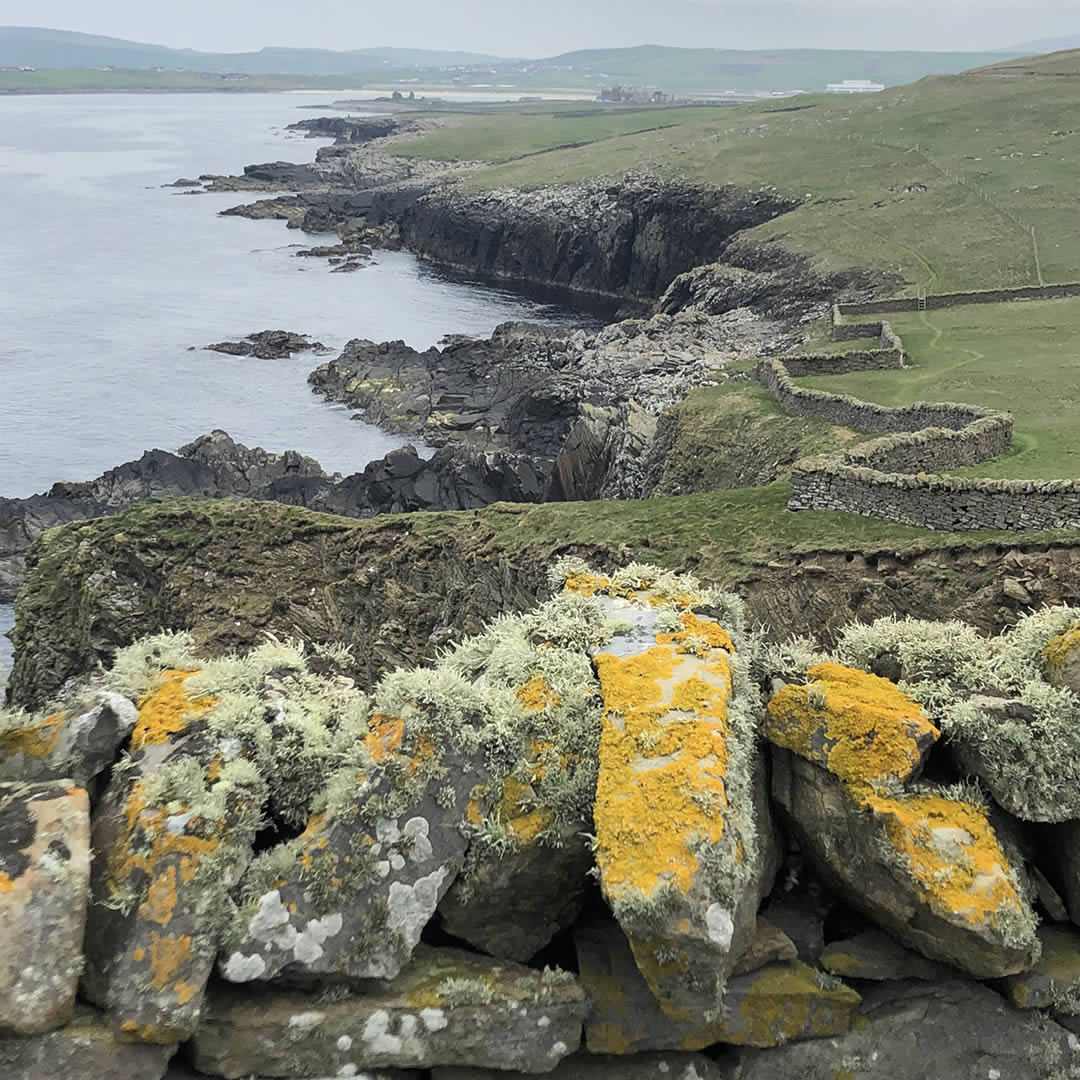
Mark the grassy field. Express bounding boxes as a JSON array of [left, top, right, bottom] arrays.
[[794, 297, 1080, 481], [398, 61, 1080, 294]]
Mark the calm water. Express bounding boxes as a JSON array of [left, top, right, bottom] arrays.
[[0, 93, 588, 684]]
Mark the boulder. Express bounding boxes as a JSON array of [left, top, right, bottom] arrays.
[[574, 568, 773, 1022], [432, 1052, 735, 1079], [1004, 924, 1080, 1011], [731, 917, 799, 976], [576, 918, 860, 1053], [83, 670, 265, 1043], [764, 662, 939, 788], [0, 782, 91, 1035], [0, 1006, 176, 1080], [0, 692, 137, 787], [821, 929, 957, 982], [771, 748, 1039, 978], [191, 945, 586, 1076], [734, 979, 1080, 1080]]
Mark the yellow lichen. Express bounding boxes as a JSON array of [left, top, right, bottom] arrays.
[[515, 677, 562, 712], [1045, 623, 1080, 678], [657, 612, 735, 655], [0, 712, 65, 760], [766, 662, 938, 789], [131, 671, 214, 750], [865, 790, 1024, 929], [496, 775, 552, 844], [593, 639, 733, 901]]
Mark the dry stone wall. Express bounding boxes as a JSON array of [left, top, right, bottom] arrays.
[[757, 309, 1080, 531], [836, 281, 1080, 316]]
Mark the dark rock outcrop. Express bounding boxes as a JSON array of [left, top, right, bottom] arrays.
[[206, 330, 327, 359], [286, 115, 408, 142], [367, 173, 801, 303]]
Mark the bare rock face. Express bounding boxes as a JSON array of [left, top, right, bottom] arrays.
[[820, 929, 957, 982], [192, 945, 586, 1077], [0, 692, 136, 787], [576, 918, 860, 1053], [770, 748, 1039, 979], [1004, 925, 1080, 1011], [0, 1006, 176, 1080], [733, 980, 1080, 1080], [569, 568, 774, 1023], [431, 1052, 736, 1079], [0, 782, 91, 1036]]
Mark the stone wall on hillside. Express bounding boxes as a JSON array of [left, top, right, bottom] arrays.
[[755, 307, 1080, 531], [836, 281, 1080, 316]]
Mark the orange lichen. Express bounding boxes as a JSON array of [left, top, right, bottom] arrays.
[[515, 677, 562, 713], [143, 866, 179, 925], [657, 612, 735, 655], [132, 671, 215, 750], [0, 873, 14, 893], [1045, 623, 1080, 677], [865, 790, 1024, 928], [0, 711, 66, 760], [365, 713, 405, 763], [147, 932, 194, 992], [766, 662, 938, 789], [496, 775, 552, 843], [592, 641, 734, 900], [564, 572, 612, 597]]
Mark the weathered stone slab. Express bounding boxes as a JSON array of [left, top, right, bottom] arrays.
[[765, 662, 938, 788], [771, 747, 1039, 978], [432, 1051, 735, 1079], [222, 731, 484, 985], [734, 980, 1080, 1080], [1005, 924, 1080, 1011], [731, 917, 799, 976], [576, 918, 859, 1053], [572, 569, 771, 1024], [0, 1006, 176, 1080], [821, 929, 956, 981], [83, 671, 265, 1043], [0, 782, 90, 1035], [0, 692, 137, 786], [191, 945, 586, 1076]]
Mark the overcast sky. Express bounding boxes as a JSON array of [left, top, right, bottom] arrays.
[[3, 0, 1076, 55]]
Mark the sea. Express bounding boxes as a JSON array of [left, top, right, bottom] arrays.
[[0, 92, 588, 685]]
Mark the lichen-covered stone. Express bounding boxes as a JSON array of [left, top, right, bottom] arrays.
[[821, 929, 956, 981], [432, 1051, 735, 1079], [221, 733, 482, 984], [569, 567, 770, 1022], [576, 918, 860, 1054], [0, 692, 137, 787], [83, 670, 265, 1044], [734, 980, 1080, 1080], [1005, 925, 1080, 1011], [191, 945, 586, 1076], [765, 662, 938, 788], [0, 1006, 176, 1080], [731, 917, 799, 976], [771, 748, 1039, 978], [0, 782, 90, 1036], [1045, 621, 1080, 695]]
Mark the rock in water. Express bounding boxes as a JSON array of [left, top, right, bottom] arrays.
[[191, 945, 586, 1076], [565, 566, 773, 1021], [733, 980, 1080, 1080], [770, 748, 1039, 978], [0, 692, 137, 786], [576, 918, 860, 1053], [0, 782, 91, 1035], [0, 1006, 176, 1080], [83, 668, 266, 1043]]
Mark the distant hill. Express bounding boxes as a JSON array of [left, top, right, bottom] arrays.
[[526, 44, 1022, 92], [970, 49, 1080, 76], [0, 27, 1026, 94], [0, 27, 508, 74], [1007, 35, 1080, 54]]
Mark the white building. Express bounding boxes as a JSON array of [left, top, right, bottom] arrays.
[[826, 79, 886, 94]]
